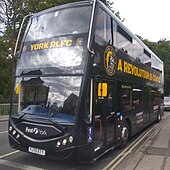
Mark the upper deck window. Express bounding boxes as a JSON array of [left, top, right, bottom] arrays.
[[143, 49, 151, 67], [133, 39, 143, 61], [95, 8, 112, 42], [116, 25, 132, 56], [26, 5, 92, 41], [17, 5, 92, 76], [144, 49, 151, 58], [117, 26, 132, 43]]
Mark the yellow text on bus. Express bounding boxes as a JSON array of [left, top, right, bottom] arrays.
[[31, 39, 73, 51], [117, 59, 160, 83]]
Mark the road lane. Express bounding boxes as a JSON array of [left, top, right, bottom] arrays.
[[0, 132, 16, 156], [0, 120, 113, 169], [1, 114, 168, 170], [0, 121, 8, 132], [0, 151, 20, 159], [103, 123, 158, 170], [0, 159, 45, 170], [0, 120, 121, 169], [0, 131, 7, 135], [0, 121, 16, 157]]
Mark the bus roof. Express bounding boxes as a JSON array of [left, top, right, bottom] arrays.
[[97, 0, 163, 65], [32, 0, 93, 17], [30, 0, 163, 66]]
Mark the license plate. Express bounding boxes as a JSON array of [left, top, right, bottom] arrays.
[[28, 147, 45, 156]]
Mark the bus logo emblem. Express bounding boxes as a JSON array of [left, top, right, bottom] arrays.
[[25, 127, 47, 136], [76, 38, 83, 46], [104, 46, 117, 76]]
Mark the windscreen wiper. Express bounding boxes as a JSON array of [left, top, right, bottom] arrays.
[[12, 112, 31, 124], [21, 69, 42, 76], [48, 117, 66, 132]]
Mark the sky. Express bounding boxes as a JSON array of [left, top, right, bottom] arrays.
[[112, 0, 170, 42], [0, 1, 170, 42]]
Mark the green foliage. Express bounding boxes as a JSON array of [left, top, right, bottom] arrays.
[[24, 0, 79, 13], [0, 0, 170, 101], [104, 0, 124, 22], [0, 0, 80, 102], [0, 37, 12, 98]]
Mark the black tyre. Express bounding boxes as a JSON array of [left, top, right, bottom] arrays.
[[156, 111, 161, 123]]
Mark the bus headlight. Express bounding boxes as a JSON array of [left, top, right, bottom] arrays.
[[9, 126, 13, 132], [16, 134, 20, 139], [12, 130, 16, 135], [56, 141, 61, 147], [62, 139, 67, 145], [69, 136, 73, 143], [57, 136, 73, 148]]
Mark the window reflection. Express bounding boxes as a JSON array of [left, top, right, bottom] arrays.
[[42, 76, 81, 113], [132, 89, 142, 110], [16, 5, 92, 76], [120, 85, 143, 112], [95, 8, 112, 42], [13, 76, 82, 122], [120, 86, 132, 112], [17, 46, 84, 75], [26, 6, 92, 41], [133, 39, 143, 61], [143, 53, 151, 67]]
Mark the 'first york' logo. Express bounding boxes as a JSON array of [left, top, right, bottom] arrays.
[[25, 127, 47, 136]]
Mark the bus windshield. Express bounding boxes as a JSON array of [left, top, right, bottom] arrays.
[[16, 5, 92, 76], [13, 76, 82, 125]]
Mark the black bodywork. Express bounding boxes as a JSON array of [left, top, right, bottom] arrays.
[[9, 0, 163, 163]]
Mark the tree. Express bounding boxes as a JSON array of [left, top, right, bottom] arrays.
[[0, 0, 123, 101], [0, 0, 80, 100], [0, 0, 87, 72], [103, 0, 124, 22], [0, 36, 11, 99]]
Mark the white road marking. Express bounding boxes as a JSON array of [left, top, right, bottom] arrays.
[[0, 159, 45, 170], [0, 150, 20, 159], [103, 124, 158, 170], [0, 131, 8, 135]]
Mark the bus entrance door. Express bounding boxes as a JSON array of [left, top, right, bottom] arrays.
[[143, 88, 151, 125], [94, 81, 116, 152]]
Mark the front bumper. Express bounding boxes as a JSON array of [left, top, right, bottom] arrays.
[[9, 132, 75, 160]]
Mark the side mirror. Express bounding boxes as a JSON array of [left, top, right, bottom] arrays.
[[98, 83, 107, 97]]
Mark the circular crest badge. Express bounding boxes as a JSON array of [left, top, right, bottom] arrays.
[[104, 46, 117, 76], [76, 38, 84, 46]]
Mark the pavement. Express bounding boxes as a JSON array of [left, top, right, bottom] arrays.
[[134, 113, 170, 170], [1, 113, 170, 170], [0, 115, 8, 122], [115, 112, 170, 170]]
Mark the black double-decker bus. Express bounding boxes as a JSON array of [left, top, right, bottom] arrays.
[[9, 0, 164, 163]]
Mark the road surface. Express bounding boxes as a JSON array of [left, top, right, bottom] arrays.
[[0, 113, 168, 170]]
